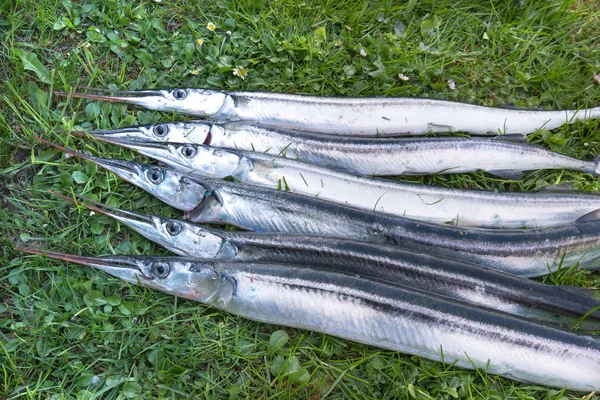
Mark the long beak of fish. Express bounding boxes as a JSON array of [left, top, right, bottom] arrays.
[[71, 130, 153, 150], [71, 126, 150, 143], [72, 135, 187, 171], [50, 190, 174, 250], [49, 190, 161, 236], [15, 246, 151, 282], [33, 136, 141, 181], [55, 89, 165, 108]]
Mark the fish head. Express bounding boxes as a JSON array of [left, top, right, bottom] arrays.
[[77, 157, 207, 211], [74, 199, 226, 258], [100, 139, 243, 179], [135, 164, 209, 211], [78, 121, 213, 145], [63, 89, 228, 117], [16, 247, 224, 302], [33, 137, 208, 211], [93, 256, 228, 303]]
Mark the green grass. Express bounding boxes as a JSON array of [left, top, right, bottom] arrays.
[[1, 0, 600, 398]]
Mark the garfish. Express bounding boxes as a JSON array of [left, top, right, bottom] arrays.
[[37, 139, 600, 276], [15, 247, 600, 391], [65, 135, 600, 228], [72, 121, 600, 178], [54, 191, 600, 328], [57, 88, 600, 136]]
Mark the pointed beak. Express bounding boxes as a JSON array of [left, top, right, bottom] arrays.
[[15, 246, 151, 282], [49, 191, 174, 253], [33, 136, 141, 181], [49, 190, 159, 234], [74, 135, 182, 168], [72, 127, 151, 143], [74, 133, 162, 152], [55, 89, 165, 108]]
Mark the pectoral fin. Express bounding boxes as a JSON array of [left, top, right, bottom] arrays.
[[487, 169, 524, 180]]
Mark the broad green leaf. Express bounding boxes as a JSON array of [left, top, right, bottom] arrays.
[[118, 301, 133, 316], [314, 26, 326, 41], [85, 102, 101, 119], [85, 161, 98, 177], [90, 221, 104, 235], [263, 33, 275, 52], [107, 295, 121, 306], [287, 367, 309, 384], [16, 49, 51, 84], [72, 171, 88, 184], [148, 348, 165, 369], [420, 20, 435, 37], [37, 338, 49, 357], [84, 290, 107, 306], [267, 330, 289, 356]]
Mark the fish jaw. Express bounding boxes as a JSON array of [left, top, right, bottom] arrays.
[[54, 193, 228, 258], [16, 246, 224, 301], [35, 136, 208, 211], [77, 121, 213, 145], [93, 160, 207, 212], [93, 138, 245, 179], [16, 246, 154, 283], [61, 89, 228, 116]]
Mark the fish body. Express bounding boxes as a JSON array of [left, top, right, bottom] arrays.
[[188, 179, 600, 276], [81, 121, 600, 178], [37, 139, 600, 276], [17, 248, 600, 392], [62, 89, 600, 136], [68, 196, 600, 328], [98, 138, 600, 229]]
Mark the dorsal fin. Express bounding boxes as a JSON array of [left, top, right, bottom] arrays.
[[487, 169, 524, 180], [493, 134, 528, 143], [538, 183, 574, 192], [575, 209, 600, 224]]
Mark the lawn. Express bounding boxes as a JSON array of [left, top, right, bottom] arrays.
[[1, 0, 599, 398]]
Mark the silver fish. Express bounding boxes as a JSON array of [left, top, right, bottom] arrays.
[[37, 138, 600, 277], [16, 247, 600, 391], [58, 89, 600, 136], [79, 136, 600, 229], [59, 193, 600, 328], [74, 121, 600, 178]]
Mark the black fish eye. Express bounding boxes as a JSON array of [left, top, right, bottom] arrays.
[[152, 261, 170, 278], [165, 221, 182, 236], [153, 124, 168, 137], [146, 167, 164, 184], [181, 145, 196, 158], [173, 89, 187, 100]]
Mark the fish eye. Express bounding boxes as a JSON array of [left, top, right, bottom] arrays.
[[153, 124, 169, 137], [181, 145, 197, 158], [146, 167, 164, 184], [165, 221, 182, 236], [173, 89, 187, 100], [152, 261, 170, 278]]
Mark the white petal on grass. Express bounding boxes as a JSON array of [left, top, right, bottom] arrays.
[[233, 66, 248, 80]]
